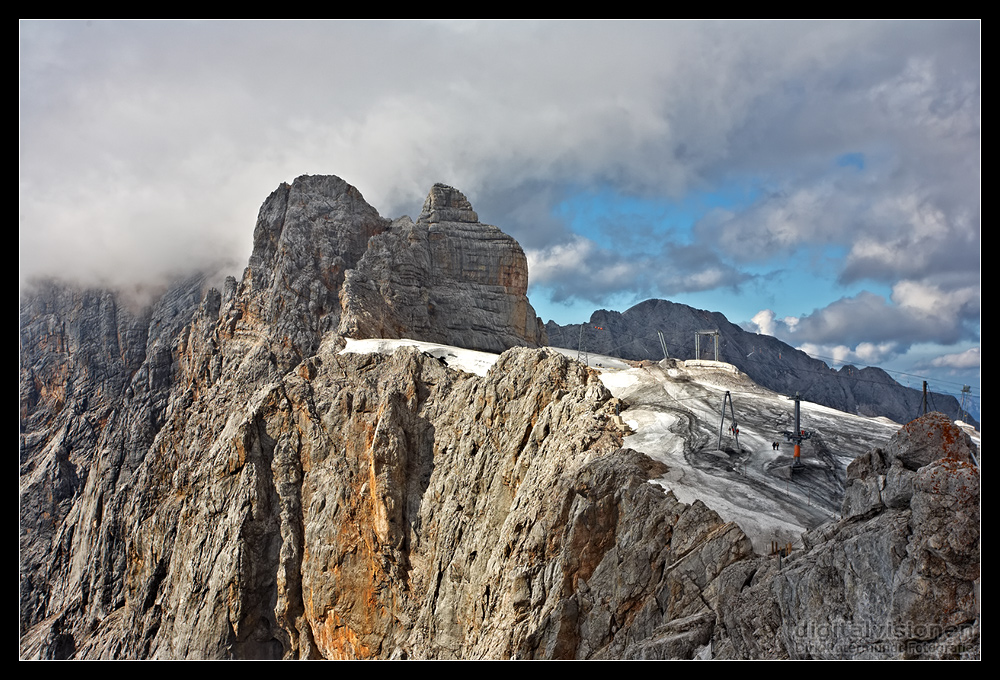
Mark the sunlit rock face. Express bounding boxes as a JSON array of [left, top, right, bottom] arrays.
[[339, 183, 547, 353]]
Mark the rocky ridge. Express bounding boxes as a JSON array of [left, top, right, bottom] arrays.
[[19, 175, 979, 659], [545, 299, 976, 430]]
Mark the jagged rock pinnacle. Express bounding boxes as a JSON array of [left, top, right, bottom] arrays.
[[418, 183, 480, 224]]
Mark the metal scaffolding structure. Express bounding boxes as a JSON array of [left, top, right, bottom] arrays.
[[695, 330, 720, 361]]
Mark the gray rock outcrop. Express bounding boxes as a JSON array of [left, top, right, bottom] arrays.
[[713, 412, 980, 659], [238, 175, 391, 368], [339, 183, 546, 352]]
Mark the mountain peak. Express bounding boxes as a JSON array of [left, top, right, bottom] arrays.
[[418, 183, 479, 224]]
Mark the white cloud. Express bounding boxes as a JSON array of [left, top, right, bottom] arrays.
[[750, 309, 777, 336], [796, 341, 901, 367], [930, 347, 980, 369], [891, 280, 980, 318], [797, 343, 856, 366], [767, 283, 979, 350], [853, 341, 902, 364], [525, 238, 595, 285]]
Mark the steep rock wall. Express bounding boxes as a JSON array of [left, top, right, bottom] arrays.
[[339, 184, 546, 352]]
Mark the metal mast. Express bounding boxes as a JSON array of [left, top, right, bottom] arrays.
[[782, 392, 811, 469], [577, 324, 606, 367], [717, 391, 741, 452]]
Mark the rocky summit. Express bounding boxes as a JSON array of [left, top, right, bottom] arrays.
[[19, 175, 979, 659], [340, 182, 546, 353]]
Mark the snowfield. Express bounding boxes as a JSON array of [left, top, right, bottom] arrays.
[[596, 359, 901, 552], [342, 338, 501, 377]]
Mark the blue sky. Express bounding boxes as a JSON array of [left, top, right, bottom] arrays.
[[19, 20, 980, 418], [530, 173, 895, 326]]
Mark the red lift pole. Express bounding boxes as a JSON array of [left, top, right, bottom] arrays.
[[782, 392, 811, 469]]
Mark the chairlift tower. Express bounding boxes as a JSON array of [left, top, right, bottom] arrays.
[[717, 391, 741, 452], [960, 385, 972, 420], [782, 392, 811, 469], [577, 324, 606, 367]]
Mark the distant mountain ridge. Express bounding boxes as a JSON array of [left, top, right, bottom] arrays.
[[544, 299, 977, 430]]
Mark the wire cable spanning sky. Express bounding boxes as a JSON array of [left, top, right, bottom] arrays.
[[19, 20, 980, 415]]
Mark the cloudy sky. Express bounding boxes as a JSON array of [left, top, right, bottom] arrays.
[[20, 20, 980, 416]]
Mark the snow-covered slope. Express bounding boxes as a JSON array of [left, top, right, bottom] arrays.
[[342, 337, 502, 376], [597, 359, 900, 552]]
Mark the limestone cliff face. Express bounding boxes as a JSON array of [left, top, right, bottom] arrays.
[[339, 183, 547, 352], [19, 277, 209, 655], [239, 175, 391, 367]]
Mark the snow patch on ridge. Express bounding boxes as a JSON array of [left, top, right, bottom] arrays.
[[341, 337, 501, 376]]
